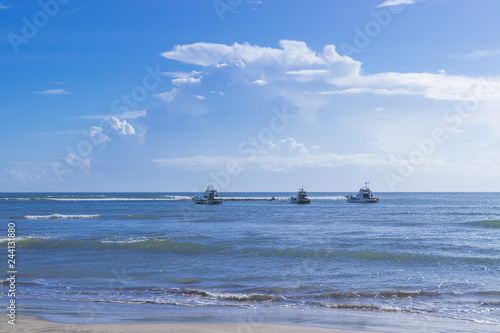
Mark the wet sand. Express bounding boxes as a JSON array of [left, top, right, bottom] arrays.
[[4, 315, 383, 333]]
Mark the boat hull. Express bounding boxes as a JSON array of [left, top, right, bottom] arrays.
[[290, 198, 311, 204], [346, 197, 379, 203], [192, 197, 223, 205]]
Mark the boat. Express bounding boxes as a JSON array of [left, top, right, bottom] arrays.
[[346, 182, 379, 203], [192, 185, 223, 205], [290, 187, 311, 204]]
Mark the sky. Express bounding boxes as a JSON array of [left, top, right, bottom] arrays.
[[1, 0, 500, 192]]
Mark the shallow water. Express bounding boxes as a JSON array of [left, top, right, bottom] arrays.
[[1, 192, 500, 330]]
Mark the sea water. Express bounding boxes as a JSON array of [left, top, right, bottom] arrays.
[[1, 192, 499, 331]]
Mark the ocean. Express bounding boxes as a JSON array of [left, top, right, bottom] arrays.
[[1, 192, 499, 332]]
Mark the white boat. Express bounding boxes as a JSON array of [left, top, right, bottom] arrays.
[[192, 185, 223, 205], [346, 182, 379, 203], [290, 187, 311, 204]]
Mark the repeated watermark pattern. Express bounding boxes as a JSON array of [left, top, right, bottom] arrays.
[[213, 0, 244, 21], [209, 105, 295, 189], [51, 64, 163, 182], [339, 5, 404, 56], [385, 78, 498, 190], [6, 223, 17, 326], [7, 0, 71, 53]]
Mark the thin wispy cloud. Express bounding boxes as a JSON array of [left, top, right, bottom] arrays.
[[252, 79, 268, 86], [80, 110, 147, 120], [154, 137, 396, 172], [447, 49, 500, 60], [0, 2, 10, 9], [34, 89, 73, 95], [153, 152, 398, 172], [39, 130, 86, 136], [377, 0, 416, 8]]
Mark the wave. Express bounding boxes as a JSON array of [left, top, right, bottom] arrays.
[[465, 220, 500, 229], [0, 280, 41, 287], [120, 214, 162, 220], [312, 302, 433, 314], [2, 196, 192, 202], [21, 214, 102, 219], [0, 234, 57, 244], [176, 288, 282, 302], [307, 290, 441, 299], [1, 195, 346, 202], [220, 196, 346, 201], [240, 247, 500, 265], [8, 238, 227, 254]]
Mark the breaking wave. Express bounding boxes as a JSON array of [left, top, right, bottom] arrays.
[[21, 214, 102, 219], [465, 220, 500, 229]]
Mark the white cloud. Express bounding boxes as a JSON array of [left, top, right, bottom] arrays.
[[153, 151, 397, 172], [101, 117, 136, 136], [163, 71, 202, 78], [252, 79, 268, 86], [1, 163, 59, 183], [448, 49, 500, 60], [63, 153, 91, 170], [154, 137, 397, 172], [324, 72, 500, 101], [286, 69, 330, 76], [88, 126, 110, 143], [34, 89, 73, 95], [161, 40, 500, 102], [164, 71, 203, 85], [318, 87, 417, 96], [39, 130, 86, 135], [377, 0, 415, 8], [0, 2, 10, 9], [268, 137, 309, 155], [161, 40, 361, 77], [192, 95, 206, 100], [155, 88, 179, 102], [80, 110, 147, 120], [172, 77, 201, 85]]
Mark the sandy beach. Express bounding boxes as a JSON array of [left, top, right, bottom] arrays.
[[3, 315, 382, 333]]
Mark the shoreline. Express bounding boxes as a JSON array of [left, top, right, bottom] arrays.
[[3, 299, 498, 333], [2, 315, 382, 333]]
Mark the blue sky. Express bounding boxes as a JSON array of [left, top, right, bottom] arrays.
[[1, 0, 500, 192]]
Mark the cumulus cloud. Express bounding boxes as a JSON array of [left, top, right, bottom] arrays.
[[88, 126, 110, 144], [161, 40, 361, 77], [172, 77, 201, 85], [164, 71, 203, 85], [101, 117, 136, 136], [160, 40, 500, 102], [268, 137, 309, 155]]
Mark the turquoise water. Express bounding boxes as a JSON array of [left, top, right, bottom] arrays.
[[1, 192, 499, 330]]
